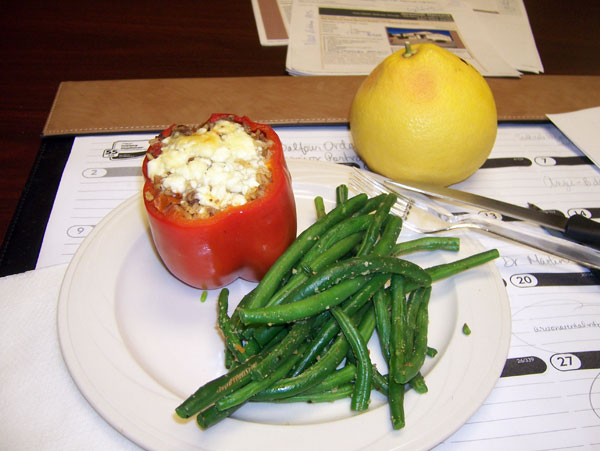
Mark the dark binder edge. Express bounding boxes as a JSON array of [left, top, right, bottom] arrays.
[[0, 136, 74, 276]]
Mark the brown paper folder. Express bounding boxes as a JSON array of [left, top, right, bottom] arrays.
[[43, 75, 600, 136]]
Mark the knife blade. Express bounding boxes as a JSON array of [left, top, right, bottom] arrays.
[[384, 179, 600, 247]]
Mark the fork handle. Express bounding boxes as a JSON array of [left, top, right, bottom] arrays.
[[471, 217, 600, 270]]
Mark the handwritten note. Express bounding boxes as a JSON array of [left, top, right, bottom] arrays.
[[454, 123, 600, 217], [276, 125, 366, 168], [436, 123, 600, 448]]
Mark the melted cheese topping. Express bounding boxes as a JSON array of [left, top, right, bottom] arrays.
[[147, 119, 271, 216]]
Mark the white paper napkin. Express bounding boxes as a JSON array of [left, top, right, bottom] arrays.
[[0, 264, 140, 450], [547, 106, 600, 168]]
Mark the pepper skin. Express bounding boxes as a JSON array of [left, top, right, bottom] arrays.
[[142, 114, 297, 289]]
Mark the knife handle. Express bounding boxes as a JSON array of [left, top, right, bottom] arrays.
[[565, 215, 600, 247]]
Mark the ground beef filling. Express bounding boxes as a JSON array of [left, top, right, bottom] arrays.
[[145, 119, 273, 220]]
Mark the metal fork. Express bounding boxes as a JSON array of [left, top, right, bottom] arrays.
[[349, 169, 600, 270]]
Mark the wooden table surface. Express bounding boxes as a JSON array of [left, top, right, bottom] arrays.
[[1, 0, 599, 250]]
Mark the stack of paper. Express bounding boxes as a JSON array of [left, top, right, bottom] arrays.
[[252, 0, 543, 77]]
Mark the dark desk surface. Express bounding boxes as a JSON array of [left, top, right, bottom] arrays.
[[1, 0, 599, 248]]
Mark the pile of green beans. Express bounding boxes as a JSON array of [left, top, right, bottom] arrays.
[[176, 186, 499, 430]]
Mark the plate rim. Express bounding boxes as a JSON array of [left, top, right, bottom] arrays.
[[57, 158, 511, 451]]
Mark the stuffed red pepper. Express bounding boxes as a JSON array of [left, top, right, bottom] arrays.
[[142, 114, 297, 289]]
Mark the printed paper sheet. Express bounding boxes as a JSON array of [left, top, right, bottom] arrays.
[[37, 123, 600, 448]]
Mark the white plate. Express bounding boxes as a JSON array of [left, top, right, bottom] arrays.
[[58, 159, 511, 451]]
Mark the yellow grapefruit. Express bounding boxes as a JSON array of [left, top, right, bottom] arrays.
[[349, 43, 497, 186]]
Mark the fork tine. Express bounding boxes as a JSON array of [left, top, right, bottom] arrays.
[[348, 169, 412, 220], [351, 169, 458, 221], [350, 169, 389, 195], [349, 169, 451, 234]]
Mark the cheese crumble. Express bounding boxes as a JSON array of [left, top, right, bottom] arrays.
[[146, 119, 272, 218]]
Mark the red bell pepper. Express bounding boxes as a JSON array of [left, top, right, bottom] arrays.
[[142, 113, 297, 289]]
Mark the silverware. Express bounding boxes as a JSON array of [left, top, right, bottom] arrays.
[[383, 178, 600, 246], [349, 169, 600, 270]]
